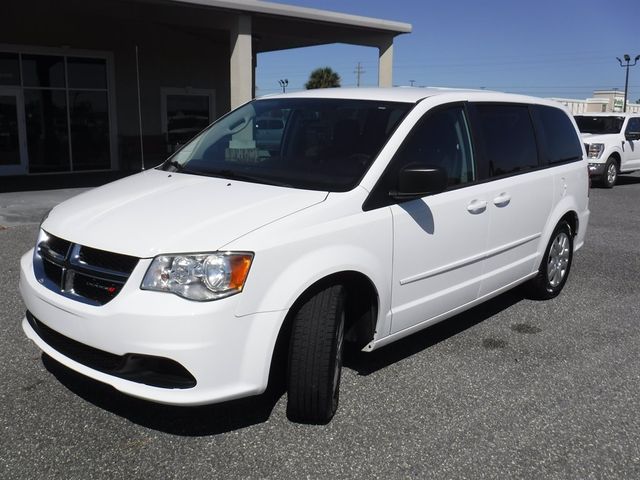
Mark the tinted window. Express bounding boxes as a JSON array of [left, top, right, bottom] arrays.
[[574, 116, 624, 134], [534, 105, 582, 163], [625, 117, 640, 134], [24, 90, 70, 172], [161, 98, 411, 192], [0, 94, 21, 165], [67, 57, 107, 89], [475, 104, 538, 176], [69, 91, 110, 170], [393, 105, 475, 186], [22, 55, 65, 88], [166, 94, 211, 146], [0, 52, 20, 86]]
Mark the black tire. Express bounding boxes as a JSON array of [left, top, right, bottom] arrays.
[[286, 284, 345, 424], [526, 221, 573, 300], [601, 157, 618, 188]]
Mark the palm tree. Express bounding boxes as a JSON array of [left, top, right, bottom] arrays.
[[305, 67, 341, 89]]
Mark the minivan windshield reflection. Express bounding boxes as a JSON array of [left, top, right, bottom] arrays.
[[159, 98, 412, 191], [575, 116, 624, 134]]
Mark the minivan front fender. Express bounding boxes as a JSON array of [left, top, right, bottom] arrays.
[[228, 194, 395, 342]]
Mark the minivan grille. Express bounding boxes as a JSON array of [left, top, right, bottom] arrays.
[[34, 232, 139, 306]]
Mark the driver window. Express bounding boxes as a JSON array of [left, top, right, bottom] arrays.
[[396, 106, 475, 186]]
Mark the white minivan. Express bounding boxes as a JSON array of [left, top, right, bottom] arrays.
[[20, 88, 589, 423]]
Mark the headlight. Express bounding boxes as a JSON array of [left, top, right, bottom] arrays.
[[587, 143, 605, 159], [141, 252, 253, 301]]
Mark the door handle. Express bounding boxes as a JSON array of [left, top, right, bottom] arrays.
[[467, 199, 487, 214], [493, 192, 511, 207]]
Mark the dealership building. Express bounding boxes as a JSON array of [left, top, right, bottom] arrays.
[[552, 90, 640, 115], [0, 0, 411, 190]]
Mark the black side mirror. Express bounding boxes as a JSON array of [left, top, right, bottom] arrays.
[[625, 131, 640, 141], [390, 163, 447, 200]]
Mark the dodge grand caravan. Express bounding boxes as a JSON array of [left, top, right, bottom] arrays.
[[20, 88, 589, 424]]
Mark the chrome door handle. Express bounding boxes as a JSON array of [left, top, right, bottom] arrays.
[[493, 192, 511, 207], [467, 199, 487, 214]]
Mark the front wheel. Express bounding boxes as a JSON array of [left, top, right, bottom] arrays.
[[286, 284, 345, 424], [526, 221, 573, 300], [602, 157, 618, 188]]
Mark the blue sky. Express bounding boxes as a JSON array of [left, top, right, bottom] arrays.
[[256, 0, 640, 102]]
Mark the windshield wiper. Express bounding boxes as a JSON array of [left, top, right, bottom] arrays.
[[164, 159, 185, 172], [162, 163, 291, 187], [164, 160, 199, 174], [204, 169, 292, 187]]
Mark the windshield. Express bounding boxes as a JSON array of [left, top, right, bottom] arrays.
[[574, 116, 624, 134], [159, 98, 412, 191]]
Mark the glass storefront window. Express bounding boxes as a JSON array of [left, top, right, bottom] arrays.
[[69, 91, 110, 170], [1, 50, 112, 174], [68, 57, 107, 89], [0, 94, 21, 165], [24, 90, 71, 172], [166, 94, 211, 147], [0, 53, 20, 86], [22, 54, 66, 88]]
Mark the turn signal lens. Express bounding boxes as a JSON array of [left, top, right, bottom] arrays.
[[229, 255, 253, 289]]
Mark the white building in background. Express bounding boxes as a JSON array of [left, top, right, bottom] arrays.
[[552, 90, 640, 114]]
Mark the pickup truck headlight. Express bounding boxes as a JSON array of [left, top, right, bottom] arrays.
[[141, 252, 253, 301], [587, 143, 605, 159]]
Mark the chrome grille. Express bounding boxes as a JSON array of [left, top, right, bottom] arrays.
[[34, 231, 139, 306]]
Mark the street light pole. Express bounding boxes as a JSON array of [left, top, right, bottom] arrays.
[[278, 79, 288, 93], [616, 54, 640, 112]]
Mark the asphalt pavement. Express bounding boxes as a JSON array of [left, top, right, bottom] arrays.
[[1, 175, 639, 479], [0, 188, 90, 227]]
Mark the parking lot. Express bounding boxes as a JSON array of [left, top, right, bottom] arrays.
[[1, 175, 640, 480]]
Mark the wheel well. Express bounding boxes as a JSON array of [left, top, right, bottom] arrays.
[[291, 272, 379, 349], [609, 152, 621, 169], [560, 211, 578, 237], [266, 272, 378, 390], [279, 271, 378, 354]]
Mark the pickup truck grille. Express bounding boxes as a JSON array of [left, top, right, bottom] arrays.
[[34, 231, 139, 306]]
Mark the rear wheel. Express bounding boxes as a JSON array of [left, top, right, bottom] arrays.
[[286, 284, 345, 424], [602, 157, 617, 188], [526, 221, 573, 300]]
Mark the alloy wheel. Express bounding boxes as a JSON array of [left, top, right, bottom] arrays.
[[547, 232, 570, 287]]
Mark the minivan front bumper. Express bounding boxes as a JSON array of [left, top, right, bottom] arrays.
[[19, 249, 286, 406]]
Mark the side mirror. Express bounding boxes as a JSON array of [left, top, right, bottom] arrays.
[[390, 163, 447, 200], [625, 131, 640, 141]]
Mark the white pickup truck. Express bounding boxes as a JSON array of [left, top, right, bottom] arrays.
[[575, 113, 640, 188]]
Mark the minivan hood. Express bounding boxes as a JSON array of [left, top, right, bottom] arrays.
[[43, 169, 328, 258]]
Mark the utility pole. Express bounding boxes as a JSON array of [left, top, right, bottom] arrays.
[[278, 78, 288, 93], [354, 62, 365, 87], [617, 54, 639, 112]]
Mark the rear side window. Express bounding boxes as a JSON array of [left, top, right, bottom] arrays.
[[474, 104, 538, 177], [533, 105, 582, 163]]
